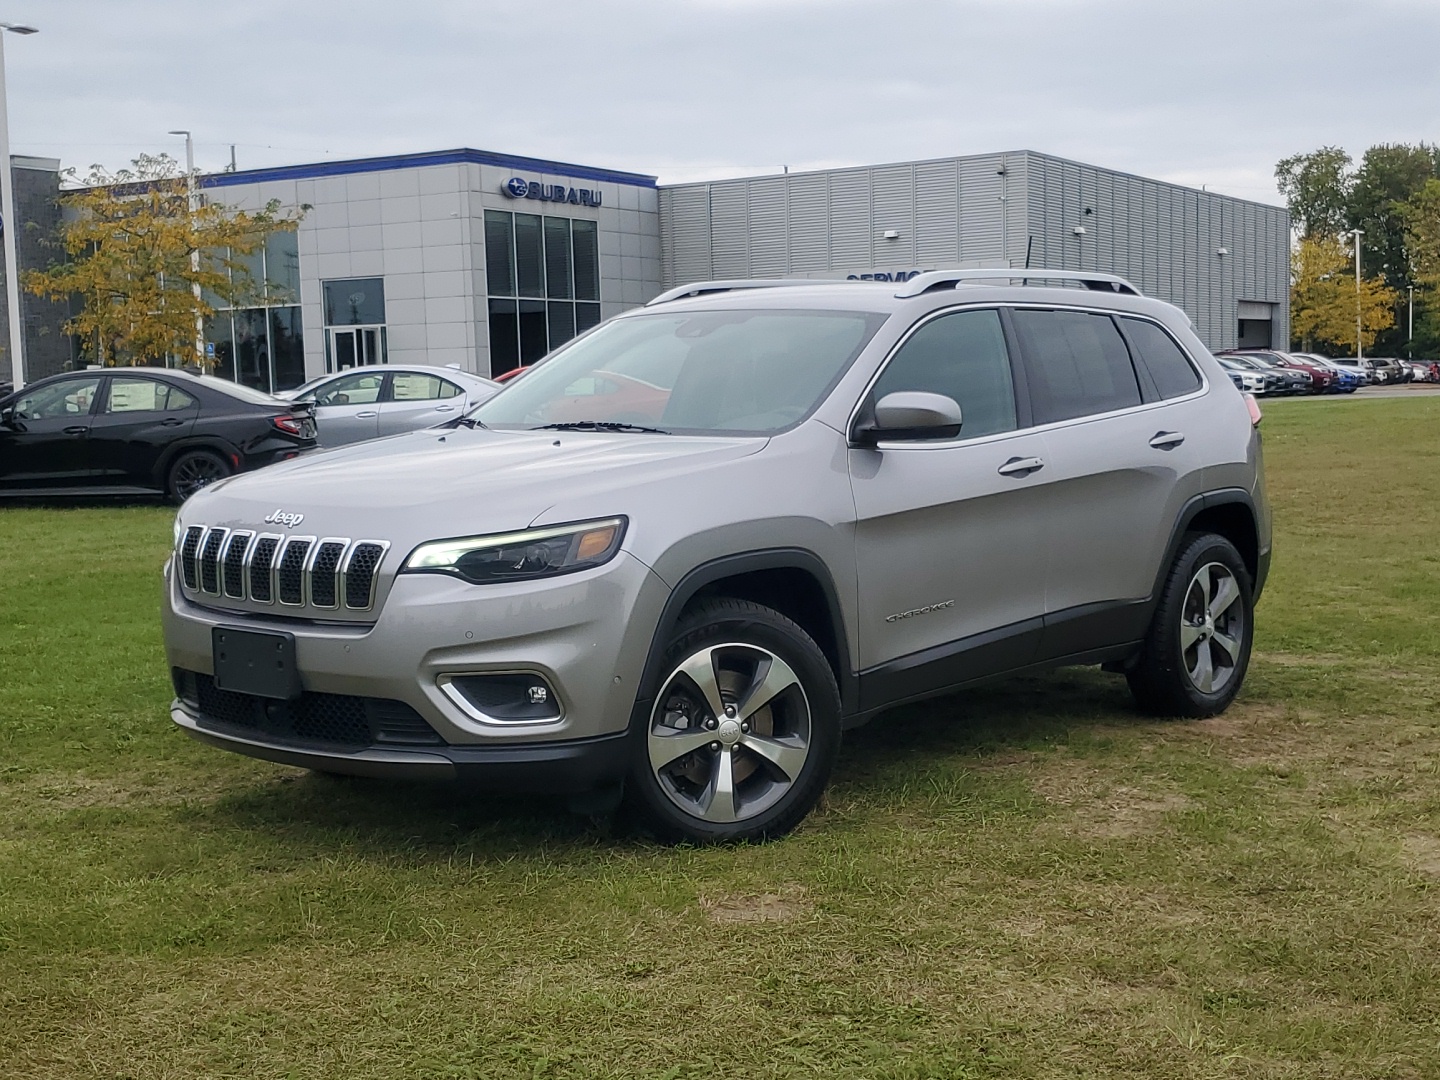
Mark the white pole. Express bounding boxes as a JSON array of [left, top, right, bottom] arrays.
[[1352, 229, 1364, 362], [185, 133, 203, 368], [0, 30, 26, 389], [1408, 285, 1414, 356]]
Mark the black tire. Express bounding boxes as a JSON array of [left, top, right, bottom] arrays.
[[626, 598, 841, 844], [167, 449, 232, 503], [1127, 532, 1254, 717]]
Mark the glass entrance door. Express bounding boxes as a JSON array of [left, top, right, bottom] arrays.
[[326, 325, 387, 373]]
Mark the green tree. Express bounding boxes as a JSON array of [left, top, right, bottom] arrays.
[[1291, 235, 1397, 354], [23, 153, 302, 367], [1275, 147, 1352, 238]]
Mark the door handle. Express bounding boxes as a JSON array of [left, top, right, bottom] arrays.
[[1149, 431, 1185, 450], [63, 425, 88, 435], [355, 411, 379, 419], [160, 417, 185, 427], [433, 405, 454, 412], [997, 456, 1045, 477]]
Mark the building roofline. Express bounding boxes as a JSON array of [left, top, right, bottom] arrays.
[[198, 147, 658, 191], [657, 148, 1285, 212]]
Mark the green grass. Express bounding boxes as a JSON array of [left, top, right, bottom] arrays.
[[3, 398, 1440, 1079]]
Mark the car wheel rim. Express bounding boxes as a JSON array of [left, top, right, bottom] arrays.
[[648, 642, 812, 825], [174, 456, 225, 500], [1180, 561, 1245, 695]]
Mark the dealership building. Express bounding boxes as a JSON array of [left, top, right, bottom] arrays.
[[4, 147, 1290, 391]]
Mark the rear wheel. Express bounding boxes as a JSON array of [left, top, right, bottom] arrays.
[[167, 450, 232, 503], [1127, 532, 1253, 717], [627, 598, 841, 843]]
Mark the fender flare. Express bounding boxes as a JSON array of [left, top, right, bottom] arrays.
[[1150, 488, 1263, 604], [628, 548, 859, 732]]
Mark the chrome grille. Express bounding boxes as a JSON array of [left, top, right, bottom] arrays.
[[199, 528, 227, 594], [175, 527, 389, 612], [277, 538, 313, 605], [221, 532, 253, 598], [180, 526, 203, 590], [309, 540, 347, 608], [249, 536, 280, 602]]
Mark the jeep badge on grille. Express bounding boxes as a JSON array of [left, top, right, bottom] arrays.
[[263, 509, 305, 528]]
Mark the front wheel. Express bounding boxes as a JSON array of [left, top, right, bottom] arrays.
[[627, 598, 841, 844], [1127, 532, 1254, 717]]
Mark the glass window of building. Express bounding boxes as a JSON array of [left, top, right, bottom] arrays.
[[201, 227, 306, 394], [322, 277, 388, 375], [485, 211, 602, 376]]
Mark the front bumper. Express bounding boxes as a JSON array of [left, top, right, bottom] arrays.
[[172, 702, 631, 789], [163, 550, 669, 784]]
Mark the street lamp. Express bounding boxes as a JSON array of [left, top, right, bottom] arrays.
[[0, 21, 37, 389], [1408, 284, 1415, 358], [1349, 229, 1364, 362], [168, 129, 204, 368]]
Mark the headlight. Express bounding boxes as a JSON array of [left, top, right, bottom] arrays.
[[173, 515, 184, 547], [402, 517, 627, 585]]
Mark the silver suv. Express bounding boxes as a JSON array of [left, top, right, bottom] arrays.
[[162, 269, 1271, 843]]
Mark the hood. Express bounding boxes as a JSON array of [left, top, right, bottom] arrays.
[[180, 426, 766, 545]]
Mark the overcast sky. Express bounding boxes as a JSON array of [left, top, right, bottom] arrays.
[[4, 0, 1437, 205]]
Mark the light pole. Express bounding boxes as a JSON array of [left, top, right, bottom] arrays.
[[0, 21, 37, 389], [168, 129, 204, 369], [1350, 228, 1364, 362], [1408, 285, 1415, 358]]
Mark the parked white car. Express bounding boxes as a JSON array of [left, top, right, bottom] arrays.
[[281, 365, 501, 446]]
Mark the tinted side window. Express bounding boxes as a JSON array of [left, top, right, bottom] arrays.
[[1120, 319, 1201, 399], [105, 378, 197, 413], [871, 308, 1016, 439], [1012, 309, 1141, 424]]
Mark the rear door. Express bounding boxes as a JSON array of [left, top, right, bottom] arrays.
[[376, 371, 465, 436], [87, 376, 200, 487], [0, 376, 103, 489], [850, 307, 1049, 700], [1010, 308, 1209, 659], [310, 370, 386, 446]]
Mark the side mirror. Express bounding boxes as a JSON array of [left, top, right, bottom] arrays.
[[0, 406, 14, 427], [853, 391, 963, 445]]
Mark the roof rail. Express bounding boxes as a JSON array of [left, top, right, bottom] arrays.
[[894, 268, 1142, 299], [645, 278, 850, 307]]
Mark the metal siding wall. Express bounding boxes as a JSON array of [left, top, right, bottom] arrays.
[[871, 164, 916, 266], [747, 176, 788, 276], [914, 159, 959, 263], [660, 184, 712, 286], [786, 173, 829, 272], [708, 181, 750, 278], [828, 170, 871, 268], [959, 155, 1006, 264]]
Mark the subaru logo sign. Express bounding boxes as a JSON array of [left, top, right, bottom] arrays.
[[502, 177, 602, 208]]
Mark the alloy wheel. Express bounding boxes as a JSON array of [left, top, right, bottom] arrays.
[[1180, 561, 1245, 695], [647, 642, 812, 825], [172, 454, 228, 501]]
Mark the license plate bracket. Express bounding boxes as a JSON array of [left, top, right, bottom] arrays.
[[212, 627, 302, 700]]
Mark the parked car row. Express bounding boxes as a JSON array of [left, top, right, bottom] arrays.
[[1215, 349, 1371, 395], [0, 363, 499, 501]]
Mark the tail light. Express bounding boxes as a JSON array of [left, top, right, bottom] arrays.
[[1244, 393, 1262, 426], [272, 415, 303, 435]]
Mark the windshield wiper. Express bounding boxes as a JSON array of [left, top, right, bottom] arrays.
[[445, 415, 486, 429], [531, 421, 670, 434]]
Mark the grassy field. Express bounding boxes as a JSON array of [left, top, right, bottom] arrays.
[[2, 397, 1439, 1079]]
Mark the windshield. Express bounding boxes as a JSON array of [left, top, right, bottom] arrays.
[[472, 309, 886, 435]]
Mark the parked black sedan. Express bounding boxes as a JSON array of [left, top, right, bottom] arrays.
[[0, 368, 316, 501]]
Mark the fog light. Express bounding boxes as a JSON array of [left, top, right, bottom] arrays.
[[438, 673, 562, 723]]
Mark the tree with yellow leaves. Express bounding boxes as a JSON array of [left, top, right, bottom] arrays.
[[1290, 235, 1397, 354], [23, 154, 302, 367]]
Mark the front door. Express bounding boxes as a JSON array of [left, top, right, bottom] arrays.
[[0, 376, 103, 489], [849, 308, 1049, 707], [310, 370, 387, 446], [326, 326, 384, 373], [376, 371, 465, 437]]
